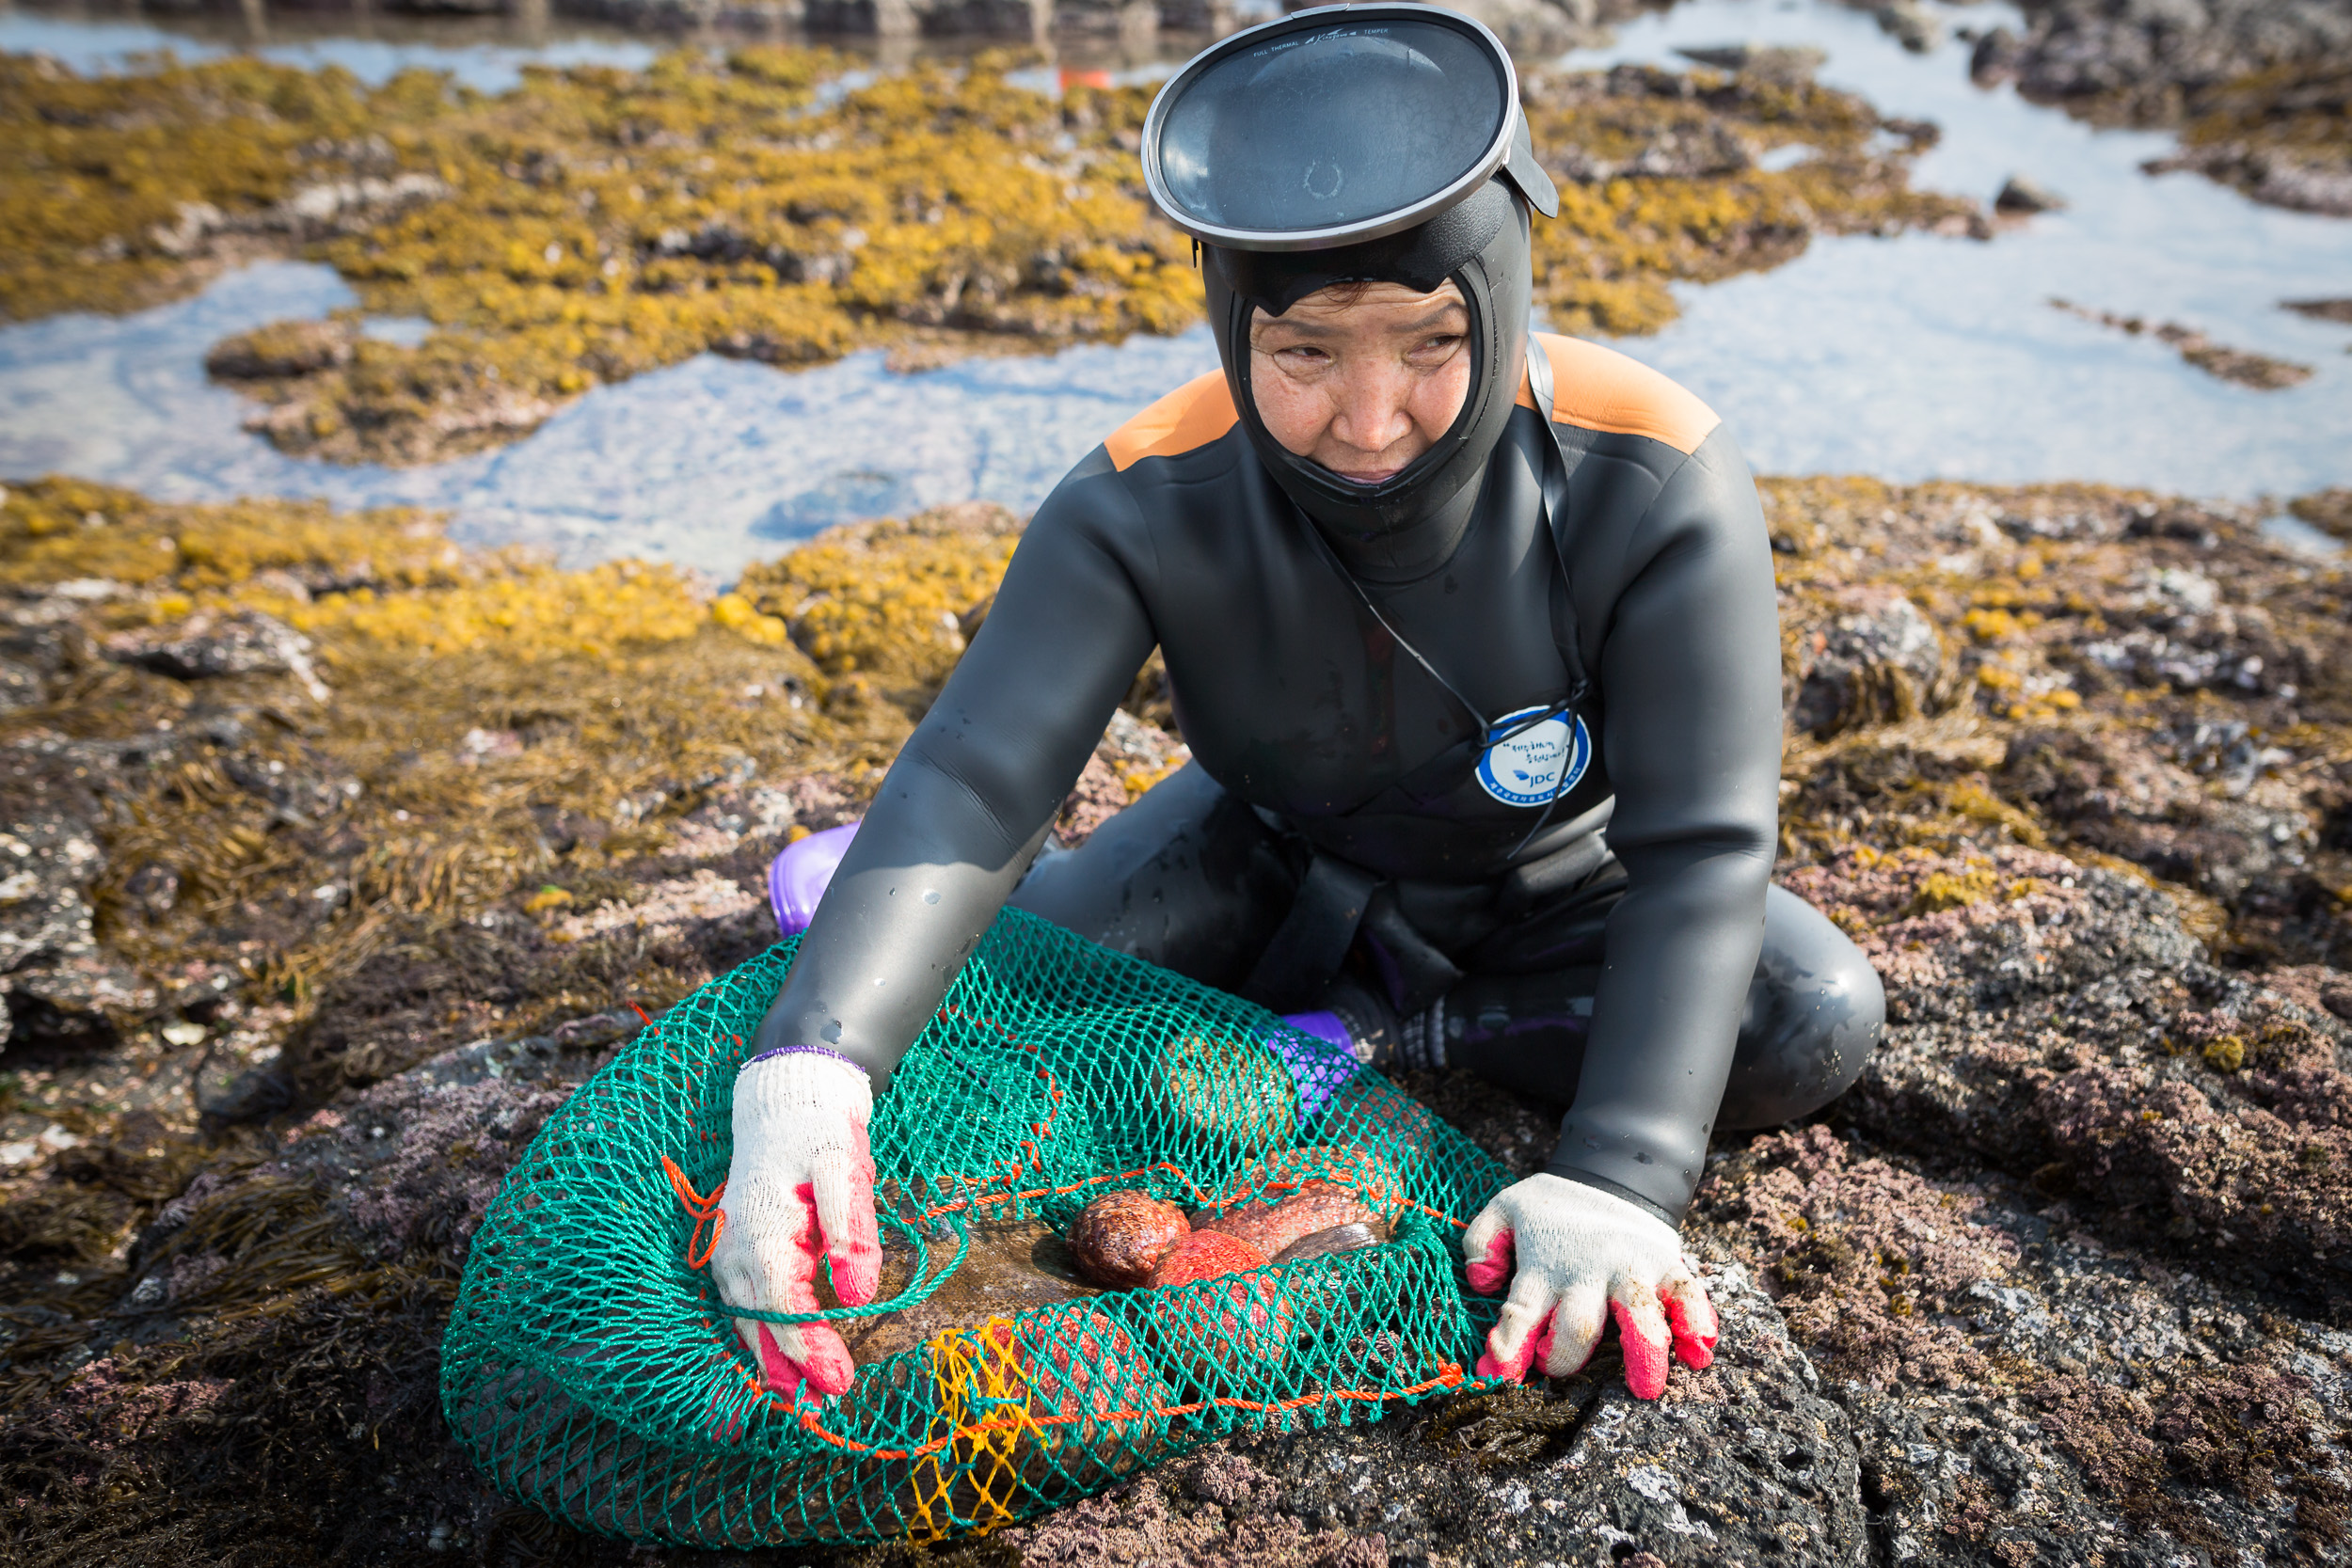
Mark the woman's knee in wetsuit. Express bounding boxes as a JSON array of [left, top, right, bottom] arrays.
[[1009, 761, 1297, 991], [1013, 768, 1884, 1129], [1438, 885, 1883, 1127]]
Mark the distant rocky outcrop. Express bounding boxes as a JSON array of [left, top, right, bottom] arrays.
[[1970, 0, 2352, 215], [538, 0, 1620, 42], [1971, 0, 2352, 112]]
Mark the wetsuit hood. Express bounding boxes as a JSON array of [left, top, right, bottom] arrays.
[[1203, 178, 1536, 556], [1140, 3, 1557, 560]]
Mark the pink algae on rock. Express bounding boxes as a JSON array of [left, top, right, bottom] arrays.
[[1776, 840, 2352, 1280], [1697, 1125, 2020, 1392], [325, 1075, 571, 1256], [1776, 843, 2090, 997]]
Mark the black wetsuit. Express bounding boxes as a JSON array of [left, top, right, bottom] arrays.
[[753, 323, 1885, 1227]]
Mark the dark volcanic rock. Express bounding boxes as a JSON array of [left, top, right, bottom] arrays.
[[15, 839, 2352, 1568], [2291, 484, 2352, 540], [1990, 0, 2352, 110], [2283, 297, 2352, 325], [0, 754, 151, 1051], [976, 1252, 1867, 1568], [1783, 843, 2352, 1301], [1875, 0, 1943, 55], [0, 810, 103, 988], [202, 317, 355, 381], [1787, 584, 1949, 737], [2050, 299, 2317, 388], [1675, 41, 1828, 82], [1698, 1126, 2352, 1564], [1997, 722, 2317, 908], [27, 1007, 1870, 1567], [1994, 173, 2068, 214], [104, 609, 327, 698], [1978, 0, 2352, 214], [0, 654, 43, 712], [2150, 135, 2352, 219], [7, 473, 2351, 1568], [1971, 24, 2028, 86]]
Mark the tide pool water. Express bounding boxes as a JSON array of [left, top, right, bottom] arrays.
[[0, 260, 1224, 576], [0, 6, 658, 91], [0, 0, 2344, 578], [1565, 0, 2352, 496]]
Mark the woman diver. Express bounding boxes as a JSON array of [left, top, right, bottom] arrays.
[[708, 4, 1884, 1404]]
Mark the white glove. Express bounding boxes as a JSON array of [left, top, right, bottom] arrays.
[[709, 1049, 882, 1399], [1462, 1173, 1718, 1400]]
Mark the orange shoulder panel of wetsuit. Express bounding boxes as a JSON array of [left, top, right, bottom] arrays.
[[1515, 331, 1720, 457], [1104, 371, 1240, 471]]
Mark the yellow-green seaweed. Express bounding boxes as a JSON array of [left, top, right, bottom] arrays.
[[2, 49, 1973, 465]]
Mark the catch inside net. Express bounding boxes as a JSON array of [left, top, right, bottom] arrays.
[[442, 907, 1510, 1548]]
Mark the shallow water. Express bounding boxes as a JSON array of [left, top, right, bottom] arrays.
[[2262, 511, 2347, 560], [0, 5, 659, 91], [0, 0, 2345, 579], [0, 259, 1226, 574], [1566, 0, 2352, 497]]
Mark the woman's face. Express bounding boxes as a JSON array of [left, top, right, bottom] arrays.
[[1248, 279, 1473, 485]]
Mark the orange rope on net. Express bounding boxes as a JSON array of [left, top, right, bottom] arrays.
[[788, 1362, 1471, 1465], [445, 908, 1511, 1550], [662, 1155, 727, 1268]]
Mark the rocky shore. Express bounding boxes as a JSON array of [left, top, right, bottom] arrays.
[[4, 8, 2350, 1563], [2, 42, 1977, 467], [0, 464, 2346, 1565], [102, 0, 1635, 50]]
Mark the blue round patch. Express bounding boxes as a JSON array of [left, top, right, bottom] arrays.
[[1475, 705, 1591, 808]]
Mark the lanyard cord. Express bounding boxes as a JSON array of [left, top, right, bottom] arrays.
[[1288, 338, 1592, 863], [1495, 332, 1596, 861], [1293, 516, 1499, 737], [1292, 482, 1578, 864]]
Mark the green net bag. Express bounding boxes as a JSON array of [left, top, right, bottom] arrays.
[[442, 908, 1510, 1548]]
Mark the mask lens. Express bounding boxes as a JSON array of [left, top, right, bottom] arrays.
[[1152, 15, 1509, 240]]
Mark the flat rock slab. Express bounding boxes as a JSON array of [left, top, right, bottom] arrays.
[[941, 1254, 1867, 1568]]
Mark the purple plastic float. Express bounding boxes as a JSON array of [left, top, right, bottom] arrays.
[[766, 819, 860, 935]]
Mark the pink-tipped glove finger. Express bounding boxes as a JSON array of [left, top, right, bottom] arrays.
[[1461, 1173, 1717, 1401], [1475, 1266, 1562, 1384], [708, 1051, 882, 1400], [1661, 1270, 1720, 1370]]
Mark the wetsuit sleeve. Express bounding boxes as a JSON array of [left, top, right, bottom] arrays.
[[1547, 425, 1782, 1223], [748, 454, 1158, 1089]]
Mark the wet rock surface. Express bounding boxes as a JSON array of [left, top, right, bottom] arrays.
[[1787, 584, 1949, 738], [1675, 40, 1829, 82], [1977, 0, 2352, 113], [1794, 842, 2352, 1301], [957, 1252, 1866, 1568], [3, 472, 2350, 1566], [2293, 485, 2352, 539], [0, 735, 152, 1053], [1993, 174, 2067, 214], [105, 609, 330, 697]]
